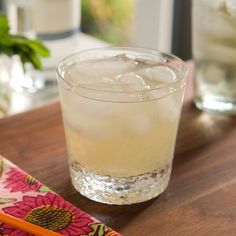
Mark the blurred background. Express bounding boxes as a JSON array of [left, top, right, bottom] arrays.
[[0, 0, 192, 117], [0, 0, 192, 59], [80, 0, 191, 60]]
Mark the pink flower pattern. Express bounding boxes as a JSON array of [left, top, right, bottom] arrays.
[[0, 158, 121, 236], [1, 192, 93, 236], [4, 168, 43, 193]]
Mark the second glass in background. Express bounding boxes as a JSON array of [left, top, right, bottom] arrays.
[[192, 0, 236, 114]]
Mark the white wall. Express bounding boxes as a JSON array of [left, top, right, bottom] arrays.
[[133, 0, 174, 52]]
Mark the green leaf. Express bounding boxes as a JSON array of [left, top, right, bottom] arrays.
[[28, 52, 42, 69], [0, 14, 50, 70], [8, 35, 27, 43], [82, 224, 108, 236], [0, 198, 16, 205], [0, 47, 15, 57], [28, 40, 50, 57], [0, 14, 10, 35], [39, 185, 52, 192], [0, 35, 14, 47]]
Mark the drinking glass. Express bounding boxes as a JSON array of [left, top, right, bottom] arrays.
[[193, 0, 236, 113], [57, 47, 187, 205]]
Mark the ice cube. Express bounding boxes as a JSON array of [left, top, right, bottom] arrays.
[[136, 66, 177, 88], [64, 56, 139, 88], [61, 86, 141, 119], [114, 72, 151, 91], [64, 63, 98, 85], [76, 57, 137, 77], [63, 54, 179, 104]]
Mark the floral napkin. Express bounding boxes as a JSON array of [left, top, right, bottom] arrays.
[[0, 157, 121, 236]]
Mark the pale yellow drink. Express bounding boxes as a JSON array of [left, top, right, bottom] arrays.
[[57, 48, 187, 204]]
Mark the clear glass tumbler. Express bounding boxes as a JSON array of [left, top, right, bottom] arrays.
[[193, 0, 236, 114], [57, 47, 187, 205]]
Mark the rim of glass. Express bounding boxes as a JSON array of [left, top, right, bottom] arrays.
[[56, 46, 188, 94]]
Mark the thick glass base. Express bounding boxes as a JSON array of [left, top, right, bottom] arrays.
[[194, 96, 236, 115], [70, 161, 172, 205]]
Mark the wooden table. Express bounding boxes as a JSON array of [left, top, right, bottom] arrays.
[[1, 63, 236, 235]]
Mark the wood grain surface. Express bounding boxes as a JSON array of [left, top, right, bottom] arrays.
[[0, 62, 236, 235]]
